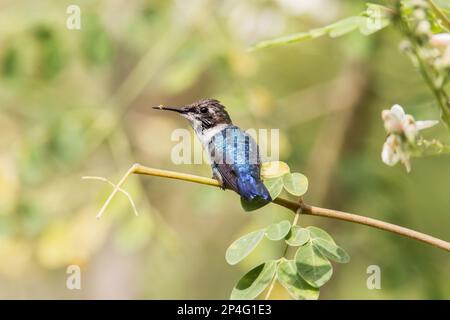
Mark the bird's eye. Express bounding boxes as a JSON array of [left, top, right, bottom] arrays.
[[200, 107, 208, 113]]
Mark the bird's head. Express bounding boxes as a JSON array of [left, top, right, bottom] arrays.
[[153, 99, 232, 130]]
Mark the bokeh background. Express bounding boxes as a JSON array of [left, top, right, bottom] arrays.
[[0, 0, 449, 299]]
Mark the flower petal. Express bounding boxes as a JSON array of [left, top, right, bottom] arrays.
[[402, 115, 418, 143], [430, 33, 450, 48], [390, 104, 405, 120], [416, 120, 438, 131], [381, 137, 400, 166], [382, 110, 403, 134]]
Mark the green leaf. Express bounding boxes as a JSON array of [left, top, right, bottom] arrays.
[[230, 261, 277, 300], [277, 259, 319, 300], [34, 26, 65, 80], [240, 197, 270, 212], [307, 226, 336, 244], [362, 3, 392, 35], [328, 16, 363, 38], [263, 177, 284, 200], [295, 242, 333, 288], [283, 173, 308, 196], [225, 229, 265, 265], [313, 238, 350, 263], [2, 46, 20, 78], [286, 226, 310, 246], [249, 31, 312, 50], [261, 161, 290, 179], [265, 220, 291, 241], [249, 4, 390, 50], [82, 15, 114, 65]]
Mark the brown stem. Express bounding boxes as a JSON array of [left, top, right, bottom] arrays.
[[93, 164, 450, 253]]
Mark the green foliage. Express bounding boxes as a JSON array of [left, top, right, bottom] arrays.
[[250, 3, 391, 50], [263, 177, 284, 199], [308, 226, 336, 244], [233, 161, 349, 299], [308, 226, 350, 263], [282, 173, 308, 196], [314, 238, 350, 263], [230, 261, 277, 300], [227, 219, 350, 299], [81, 15, 114, 66], [2, 46, 20, 78], [33, 26, 65, 80], [240, 196, 270, 212], [225, 229, 265, 265], [265, 220, 291, 241], [261, 161, 290, 179], [277, 259, 319, 300], [295, 241, 333, 288], [286, 226, 310, 246]]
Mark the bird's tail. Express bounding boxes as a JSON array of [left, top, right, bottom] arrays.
[[237, 177, 272, 202]]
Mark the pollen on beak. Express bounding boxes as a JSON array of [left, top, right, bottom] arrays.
[[152, 105, 187, 114]]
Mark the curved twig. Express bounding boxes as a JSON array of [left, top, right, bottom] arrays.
[[92, 163, 450, 253]]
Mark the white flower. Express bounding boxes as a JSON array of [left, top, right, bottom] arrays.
[[381, 104, 405, 134], [380, 104, 438, 172], [416, 20, 431, 35], [381, 104, 438, 141], [430, 34, 450, 69], [382, 104, 418, 142]]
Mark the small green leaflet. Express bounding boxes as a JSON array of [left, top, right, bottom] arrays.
[[313, 238, 350, 263], [283, 173, 308, 196], [263, 177, 284, 199], [240, 197, 270, 212], [307, 226, 350, 263], [265, 220, 291, 241], [225, 229, 265, 265], [307, 226, 336, 244], [230, 261, 277, 300], [295, 241, 333, 288], [286, 226, 310, 246], [261, 161, 290, 179], [277, 259, 319, 300]]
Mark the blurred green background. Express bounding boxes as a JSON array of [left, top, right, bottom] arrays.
[[0, 0, 449, 299]]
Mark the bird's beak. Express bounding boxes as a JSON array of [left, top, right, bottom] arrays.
[[152, 105, 187, 114]]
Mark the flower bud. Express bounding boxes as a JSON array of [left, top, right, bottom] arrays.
[[430, 33, 450, 48]]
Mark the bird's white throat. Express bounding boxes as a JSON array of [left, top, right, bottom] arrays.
[[195, 123, 229, 147]]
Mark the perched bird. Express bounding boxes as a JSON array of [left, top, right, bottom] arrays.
[[153, 99, 271, 203]]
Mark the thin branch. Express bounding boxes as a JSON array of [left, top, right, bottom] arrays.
[[92, 164, 140, 219], [264, 207, 302, 300], [82, 176, 139, 217], [92, 164, 450, 253], [264, 269, 278, 300], [395, 4, 450, 129], [426, 0, 450, 30]]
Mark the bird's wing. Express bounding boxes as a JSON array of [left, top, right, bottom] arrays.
[[209, 126, 260, 194], [215, 163, 239, 192]]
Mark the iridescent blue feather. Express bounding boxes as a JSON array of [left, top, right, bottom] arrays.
[[208, 126, 271, 202]]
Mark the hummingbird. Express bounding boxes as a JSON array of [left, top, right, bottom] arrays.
[[153, 99, 271, 203]]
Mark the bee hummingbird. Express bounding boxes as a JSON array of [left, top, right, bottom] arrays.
[[153, 99, 271, 203]]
